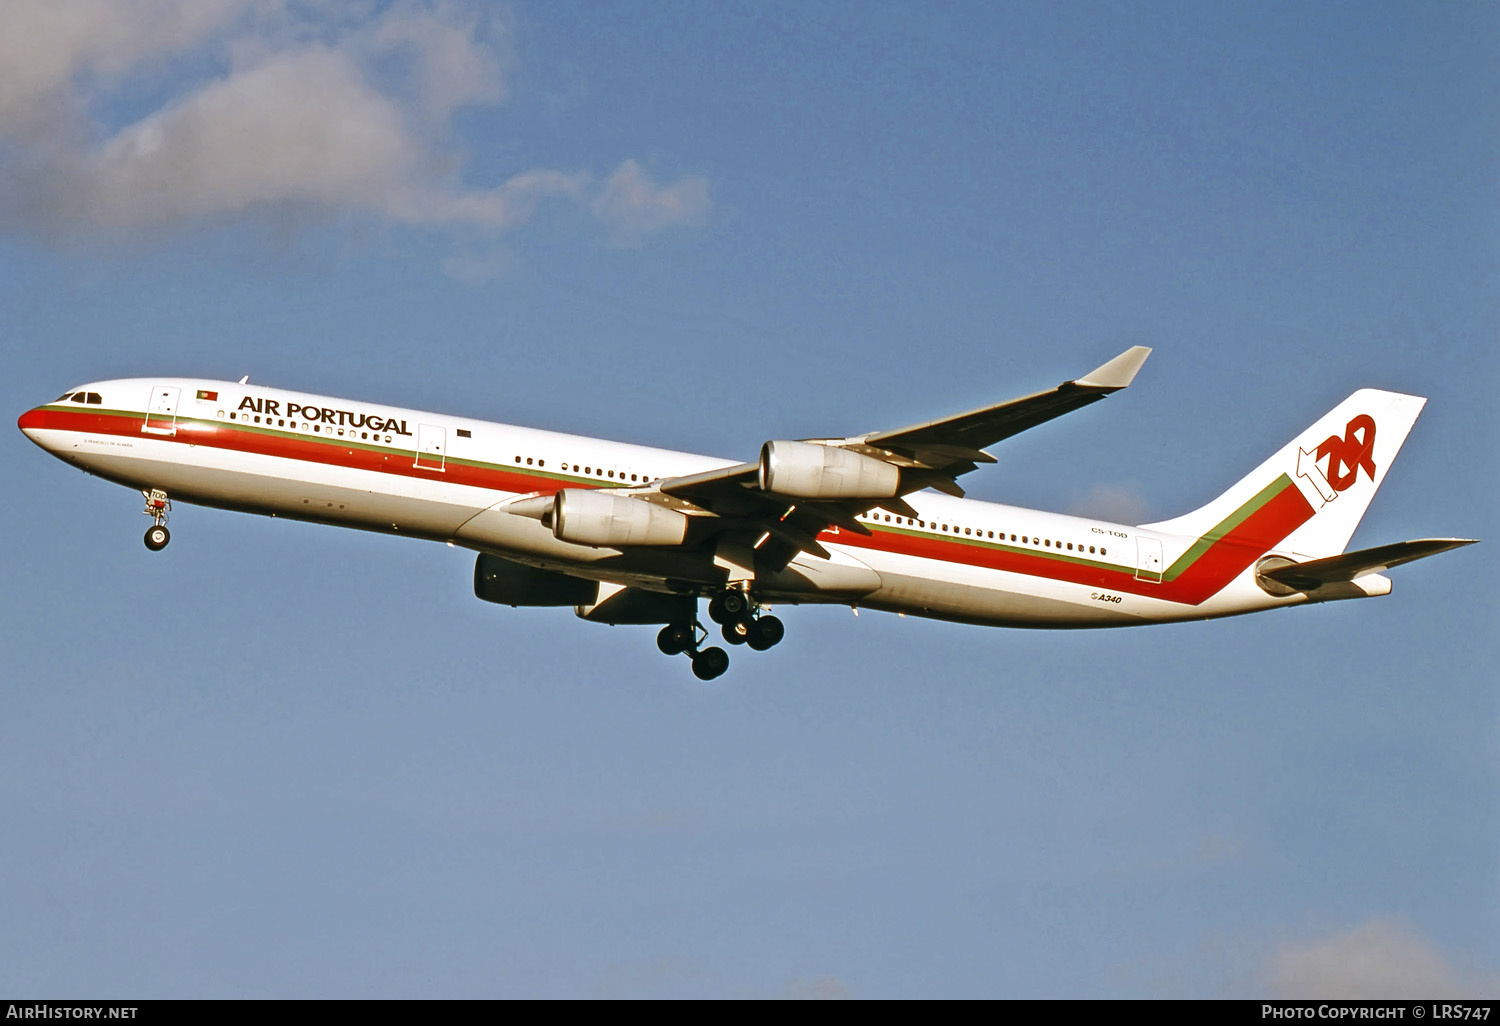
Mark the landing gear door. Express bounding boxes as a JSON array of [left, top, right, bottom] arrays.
[[1135, 535, 1164, 583], [415, 423, 446, 471], [142, 385, 180, 436]]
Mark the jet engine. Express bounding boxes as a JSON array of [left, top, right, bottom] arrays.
[[758, 440, 900, 499], [474, 553, 599, 606], [552, 489, 689, 547]]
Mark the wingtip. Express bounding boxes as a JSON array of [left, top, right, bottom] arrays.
[[1076, 346, 1152, 389]]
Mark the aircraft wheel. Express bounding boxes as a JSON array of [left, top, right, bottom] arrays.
[[144, 525, 171, 551], [746, 615, 784, 651], [691, 647, 730, 681], [709, 590, 751, 625], [657, 623, 695, 656], [722, 620, 750, 645]]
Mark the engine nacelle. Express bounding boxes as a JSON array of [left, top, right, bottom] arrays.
[[758, 440, 901, 499], [474, 554, 599, 606], [552, 489, 689, 547]]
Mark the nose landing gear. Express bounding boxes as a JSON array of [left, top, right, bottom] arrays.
[[659, 590, 786, 680], [142, 489, 171, 551]]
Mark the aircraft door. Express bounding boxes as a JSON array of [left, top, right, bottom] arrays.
[[1135, 535, 1164, 583], [142, 385, 180, 436], [415, 423, 446, 471]]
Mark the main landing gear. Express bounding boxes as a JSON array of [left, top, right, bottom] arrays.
[[656, 621, 729, 681], [142, 488, 171, 551], [656, 590, 785, 681]]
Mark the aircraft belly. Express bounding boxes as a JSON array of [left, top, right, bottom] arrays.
[[754, 548, 882, 601], [844, 545, 1145, 628]]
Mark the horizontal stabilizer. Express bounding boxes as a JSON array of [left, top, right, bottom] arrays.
[[1260, 538, 1477, 591]]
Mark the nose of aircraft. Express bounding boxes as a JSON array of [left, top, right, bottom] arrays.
[[18, 403, 49, 446]]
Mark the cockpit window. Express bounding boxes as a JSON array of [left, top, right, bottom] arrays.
[[86, 393, 102, 404]]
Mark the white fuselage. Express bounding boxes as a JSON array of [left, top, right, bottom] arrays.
[[20, 378, 1375, 629]]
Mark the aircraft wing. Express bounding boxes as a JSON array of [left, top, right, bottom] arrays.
[[643, 347, 1151, 566], [1260, 538, 1478, 591], [851, 345, 1152, 490]]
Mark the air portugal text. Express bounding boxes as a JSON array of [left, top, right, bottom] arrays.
[[237, 396, 411, 436]]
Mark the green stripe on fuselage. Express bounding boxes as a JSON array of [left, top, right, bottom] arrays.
[[1160, 474, 1292, 581]]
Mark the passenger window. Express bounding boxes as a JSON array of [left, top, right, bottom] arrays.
[[457, 429, 471, 438]]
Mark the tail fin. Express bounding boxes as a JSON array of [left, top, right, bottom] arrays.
[[1140, 389, 1426, 558]]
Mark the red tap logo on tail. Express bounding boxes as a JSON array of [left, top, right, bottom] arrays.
[[1296, 414, 1377, 504]]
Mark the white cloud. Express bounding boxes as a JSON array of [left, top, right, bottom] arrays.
[[80, 47, 414, 226], [368, 0, 507, 117], [0, 0, 251, 135], [1065, 483, 1151, 524], [593, 159, 711, 245], [1268, 919, 1498, 999], [0, 0, 709, 246]]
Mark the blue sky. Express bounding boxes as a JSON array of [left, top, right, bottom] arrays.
[[2, 0, 1496, 998]]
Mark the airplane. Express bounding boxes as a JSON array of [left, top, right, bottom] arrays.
[[17, 348, 1475, 680]]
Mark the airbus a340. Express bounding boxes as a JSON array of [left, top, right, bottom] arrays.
[[18, 348, 1474, 679]]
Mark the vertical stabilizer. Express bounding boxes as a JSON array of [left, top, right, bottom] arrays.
[[1140, 390, 1426, 558]]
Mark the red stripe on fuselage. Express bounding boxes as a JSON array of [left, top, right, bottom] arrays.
[[824, 481, 1315, 605], [29, 405, 1317, 606], [1159, 484, 1315, 602], [28, 406, 566, 496]]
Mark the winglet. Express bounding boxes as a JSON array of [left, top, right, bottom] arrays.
[[1075, 346, 1152, 389]]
